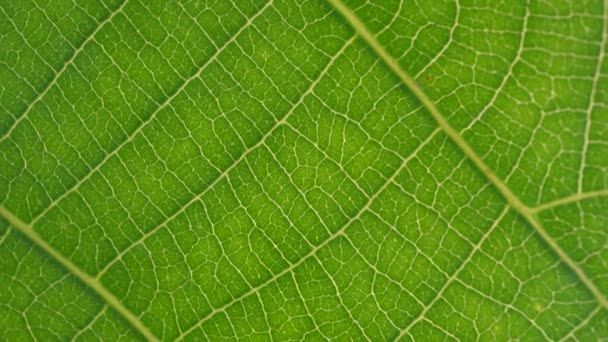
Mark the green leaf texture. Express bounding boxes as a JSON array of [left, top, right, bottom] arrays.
[[1, 0, 607, 340]]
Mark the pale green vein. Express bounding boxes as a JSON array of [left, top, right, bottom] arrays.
[[325, 0, 608, 314], [559, 306, 603, 342], [0, 205, 158, 342], [0, 225, 11, 246], [70, 305, 108, 342], [532, 189, 608, 213]]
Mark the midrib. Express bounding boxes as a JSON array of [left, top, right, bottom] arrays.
[[325, 0, 608, 310], [0, 206, 159, 342]]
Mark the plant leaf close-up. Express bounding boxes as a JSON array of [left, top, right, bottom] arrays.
[[1, 0, 607, 340]]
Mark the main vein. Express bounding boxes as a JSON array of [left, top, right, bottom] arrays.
[[325, 0, 608, 313], [0, 205, 159, 342]]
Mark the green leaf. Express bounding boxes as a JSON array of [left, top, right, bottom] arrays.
[[1, 0, 606, 340]]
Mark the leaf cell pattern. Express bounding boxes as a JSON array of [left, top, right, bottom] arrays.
[[0, 0, 607, 340]]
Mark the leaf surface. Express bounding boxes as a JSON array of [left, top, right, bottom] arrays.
[[0, 0, 607, 340]]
